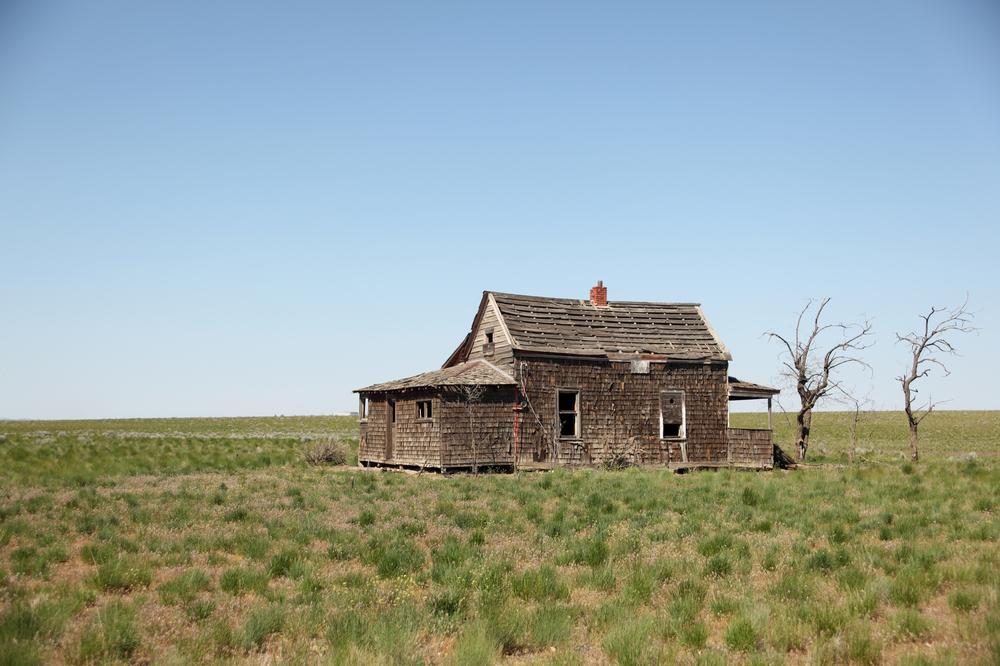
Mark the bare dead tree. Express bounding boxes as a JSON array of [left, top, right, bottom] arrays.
[[458, 384, 486, 474], [843, 392, 874, 464], [765, 299, 874, 461], [896, 300, 975, 462]]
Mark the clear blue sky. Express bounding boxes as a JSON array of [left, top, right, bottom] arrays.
[[2, 1, 998, 419]]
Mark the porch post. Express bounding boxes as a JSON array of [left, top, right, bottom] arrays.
[[767, 398, 773, 430]]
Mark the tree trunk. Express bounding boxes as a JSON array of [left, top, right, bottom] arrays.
[[795, 409, 812, 461], [903, 393, 919, 463]]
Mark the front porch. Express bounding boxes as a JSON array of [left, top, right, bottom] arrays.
[[725, 376, 781, 468]]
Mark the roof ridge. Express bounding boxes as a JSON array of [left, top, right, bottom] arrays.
[[488, 290, 701, 307]]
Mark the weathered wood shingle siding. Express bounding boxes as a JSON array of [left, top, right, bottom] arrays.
[[514, 356, 729, 466], [439, 388, 516, 468], [359, 394, 443, 468]]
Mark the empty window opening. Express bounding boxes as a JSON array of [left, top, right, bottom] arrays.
[[359, 397, 368, 421], [417, 400, 433, 420], [483, 328, 495, 356], [660, 391, 685, 438], [558, 390, 580, 439], [389, 400, 396, 424]]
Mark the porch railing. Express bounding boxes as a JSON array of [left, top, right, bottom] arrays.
[[727, 427, 773, 467]]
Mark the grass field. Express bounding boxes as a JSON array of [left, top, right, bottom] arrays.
[[0, 412, 997, 664]]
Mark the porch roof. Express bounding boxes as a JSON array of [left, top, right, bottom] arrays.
[[728, 376, 780, 400], [355, 359, 516, 394]]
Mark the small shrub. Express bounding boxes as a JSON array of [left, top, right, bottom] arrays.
[[355, 510, 376, 528], [303, 439, 347, 465]]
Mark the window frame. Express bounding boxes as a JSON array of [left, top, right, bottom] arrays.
[[416, 399, 433, 421], [659, 390, 686, 440], [556, 388, 581, 440]]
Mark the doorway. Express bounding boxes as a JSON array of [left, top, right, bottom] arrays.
[[385, 399, 395, 460]]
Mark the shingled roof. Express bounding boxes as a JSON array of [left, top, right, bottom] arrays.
[[485, 292, 731, 362], [356, 360, 515, 394]]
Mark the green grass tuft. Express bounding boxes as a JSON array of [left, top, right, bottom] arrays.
[[75, 601, 139, 663]]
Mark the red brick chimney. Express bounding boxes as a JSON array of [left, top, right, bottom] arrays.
[[589, 280, 608, 307]]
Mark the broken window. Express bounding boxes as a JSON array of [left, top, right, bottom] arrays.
[[358, 397, 368, 421], [557, 389, 580, 439], [417, 400, 433, 420], [660, 390, 685, 438]]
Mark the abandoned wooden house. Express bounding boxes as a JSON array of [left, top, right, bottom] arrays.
[[355, 282, 779, 471]]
